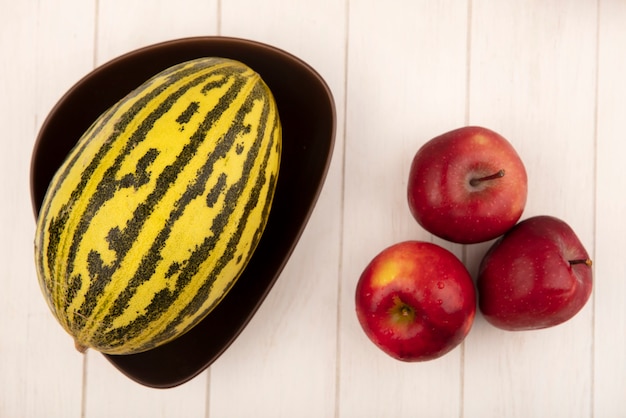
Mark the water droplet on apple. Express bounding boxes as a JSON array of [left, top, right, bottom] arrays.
[[437, 281, 445, 289], [437, 299, 443, 305]]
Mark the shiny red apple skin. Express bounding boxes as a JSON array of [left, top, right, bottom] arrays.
[[355, 241, 476, 361], [407, 126, 528, 244], [477, 215, 593, 331]]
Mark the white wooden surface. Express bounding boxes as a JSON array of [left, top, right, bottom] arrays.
[[1, 1, 624, 417]]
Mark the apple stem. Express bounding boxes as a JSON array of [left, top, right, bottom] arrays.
[[390, 296, 416, 323], [470, 169, 505, 187], [569, 259, 593, 267]]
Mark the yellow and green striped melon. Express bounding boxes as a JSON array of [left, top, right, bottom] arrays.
[[34, 57, 281, 355]]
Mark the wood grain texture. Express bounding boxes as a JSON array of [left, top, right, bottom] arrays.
[[595, 0, 626, 415], [1, 0, 623, 416], [95, 0, 219, 65], [463, 1, 597, 417], [339, 1, 469, 417]]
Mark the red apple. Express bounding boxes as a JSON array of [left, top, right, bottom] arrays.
[[407, 126, 528, 244], [477, 215, 593, 331], [355, 241, 476, 361]]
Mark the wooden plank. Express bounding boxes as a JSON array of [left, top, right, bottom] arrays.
[[206, 1, 346, 417], [0, 1, 95, 417], [339, 1, 469, 416], [594, 0, 626, 415], [83, 353, 208, 418], [80, 2, 218, 417], [95, 0, 219, 64], [463, 1, 597, 417]]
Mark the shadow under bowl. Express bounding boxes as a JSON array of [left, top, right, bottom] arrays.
[[30, 36, 336, 388]]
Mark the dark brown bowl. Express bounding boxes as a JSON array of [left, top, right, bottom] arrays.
[[30, 36, 336, 388]]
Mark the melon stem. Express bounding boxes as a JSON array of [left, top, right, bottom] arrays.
[[74, 340, 88, 354]]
